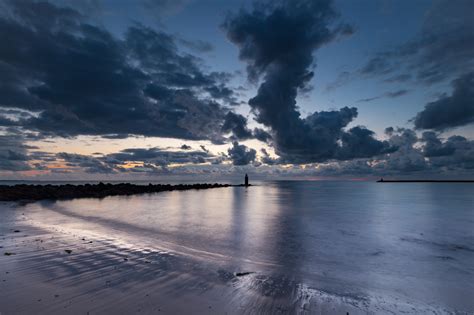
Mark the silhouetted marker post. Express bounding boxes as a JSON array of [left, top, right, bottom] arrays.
[[245, 173, 249, 187]]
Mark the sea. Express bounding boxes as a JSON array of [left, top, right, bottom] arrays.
[[2, 180, 473, 313]]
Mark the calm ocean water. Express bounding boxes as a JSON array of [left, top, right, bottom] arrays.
[[6, 181, 474, 313]]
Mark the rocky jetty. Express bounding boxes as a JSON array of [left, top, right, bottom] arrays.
[[0, 182, 240, 202]]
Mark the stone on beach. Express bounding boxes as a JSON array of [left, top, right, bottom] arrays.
[[0, 182, 234, 202]]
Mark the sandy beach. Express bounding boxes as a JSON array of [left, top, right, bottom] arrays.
[[0, 203, 358, 315], [1, 202, 365, 315]]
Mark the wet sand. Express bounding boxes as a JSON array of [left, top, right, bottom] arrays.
[[0, 198, 469, 314], [0, 222, 356, 314]]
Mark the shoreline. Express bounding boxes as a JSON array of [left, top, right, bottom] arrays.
[[1, 183, 470, 314], [0, 182, 251, 202]]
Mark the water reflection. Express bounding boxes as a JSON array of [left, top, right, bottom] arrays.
[[230, 186, 247, 260], [15, 181, 474, 312]]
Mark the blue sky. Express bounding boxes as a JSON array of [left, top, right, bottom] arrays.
[[0, 0, 472, 180], [101, 0, 464, 136]]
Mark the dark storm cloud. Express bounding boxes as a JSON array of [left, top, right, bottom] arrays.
[[28, 150, 56, 162], [252, 128, 272, 143], [53, 130, 474, 175], [0, 0, 240, 142], [379, 128, 427, 172], [0, 116, 20, 127], [381, 128, 473, 174], [227, 141, 256, 166], [57, 152, 116, 174], [221, 112, 273, 142], [363, 128, 474, 175], [221, 112, 253, 140], [0, 108, 38, 122], [0, 129, 40, 171], [123, 163, 169, 174], [0, 141, 31, 171], [223, 0, 351, 81], [223, 0, 390, 163], [421, 132, 455, 157], [337, 126, 395, 159], [302, 127, 425, 176], [260, 148, 277, 165], [427, 136, 474, 170], [107, 147, 216, 166], [358, 0, 474, 86], [417, 131, 474, 170], [204, 84, 239, 105], [413, 72, 474, 130], [53, 145, 225, 174]]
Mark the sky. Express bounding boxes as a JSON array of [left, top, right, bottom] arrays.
[[0, 0, 473, 181]]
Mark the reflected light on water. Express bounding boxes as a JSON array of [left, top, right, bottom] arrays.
[[15, 181, 474, 312]]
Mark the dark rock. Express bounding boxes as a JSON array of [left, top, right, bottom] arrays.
[[0, 182, 235, 202], [64, 250, 73, 254]]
